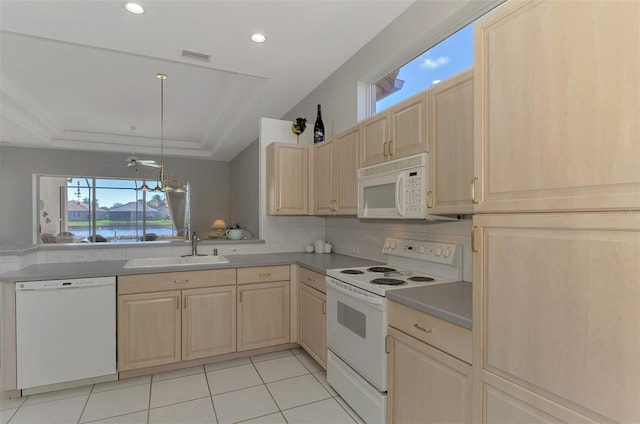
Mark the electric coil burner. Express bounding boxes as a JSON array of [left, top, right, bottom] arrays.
[[340, 269, 365, 275], [370, 277, 406, 286], [407, 276, 435, 282], [367, 266, 396, 273]]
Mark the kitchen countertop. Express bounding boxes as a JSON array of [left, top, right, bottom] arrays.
[[0, 252, 381, 282], [386, 281, 472, 329]]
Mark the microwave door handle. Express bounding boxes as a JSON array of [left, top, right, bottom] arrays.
[[395, 172, 406, 217]]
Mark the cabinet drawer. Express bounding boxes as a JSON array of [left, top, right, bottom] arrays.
[[118, 269, 236, 294], [389, 300, 471, 364], [298, 266, 325, 293], [237, 265, 290, 285]]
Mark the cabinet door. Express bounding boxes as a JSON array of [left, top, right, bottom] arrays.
[[361, 113, 389, 167], [473, 0, 640, 212], [335, 127, 359, 215], [266, 143, 308, 215], [472, 213, 640, 423], [389, 92, 428, 160], [182, 286, 236, 361], [298, 283, 326, 368], [481, 372, 599, 424], [118, 291, 181, 371], [387, 327, 471, 424], [428, 69, 474, 214], [237, 281, 290, 351], [314, 140, 335, 215]]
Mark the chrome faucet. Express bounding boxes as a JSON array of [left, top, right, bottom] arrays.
[[183, 231, 206, 257]]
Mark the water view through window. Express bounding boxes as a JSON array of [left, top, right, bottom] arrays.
[[38, 176, 189, 243]]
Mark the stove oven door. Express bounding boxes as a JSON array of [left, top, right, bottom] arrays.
[[325, 277, 387, 391]]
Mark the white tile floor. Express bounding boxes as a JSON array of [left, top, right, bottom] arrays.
[[0, 349, 364, 424]]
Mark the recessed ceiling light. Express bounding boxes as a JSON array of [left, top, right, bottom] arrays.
[[124, 2, 144, 14], [250, 33, 267, 43]]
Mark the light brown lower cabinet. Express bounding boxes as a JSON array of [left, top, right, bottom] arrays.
[[481, 371, 598, 423], [182, 286, 236, 361], [472, 213, 640, 423], [298, 282, 326, 368], [387, 326, 472, 423], [237, 281, 290, 351], [117, 269, 237, 372], [118, 290, 181, 371]]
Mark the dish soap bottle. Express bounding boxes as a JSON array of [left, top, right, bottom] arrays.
[[313, 104, 324, 143]]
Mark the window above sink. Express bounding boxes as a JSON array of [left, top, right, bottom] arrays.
[[36, 175, 190, 245]]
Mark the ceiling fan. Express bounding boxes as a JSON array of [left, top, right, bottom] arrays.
[[126, 126, 160, 169]]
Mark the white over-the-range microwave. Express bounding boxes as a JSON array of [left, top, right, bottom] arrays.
[[357, 153, 458, 220]]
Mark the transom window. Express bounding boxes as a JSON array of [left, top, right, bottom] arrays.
[[372, 19, 476, 114]]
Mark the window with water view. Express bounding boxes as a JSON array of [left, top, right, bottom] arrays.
[[37, 176, 189, 243]]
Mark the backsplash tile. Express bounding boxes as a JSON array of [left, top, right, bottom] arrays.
[[4, 214, 471, 283], [326, 216, 473, 282]]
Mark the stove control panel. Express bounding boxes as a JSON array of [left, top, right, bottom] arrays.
[[383, 237, 459, 265]]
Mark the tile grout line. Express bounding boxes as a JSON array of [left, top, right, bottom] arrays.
[[201, 364, 220, 424], [76, 383, 95, 424], [146, 377, 152, 424], [4, 406, 18, 424], [255, 351, 336, 421], [249, 355, 282, 417]]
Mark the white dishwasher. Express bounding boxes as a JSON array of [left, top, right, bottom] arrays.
[[16, 276, 116, 392]]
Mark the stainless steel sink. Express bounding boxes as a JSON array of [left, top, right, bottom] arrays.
[[123, 255, 229, 269]]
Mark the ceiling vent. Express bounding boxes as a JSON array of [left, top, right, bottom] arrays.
[[181, 49, 211, 62]]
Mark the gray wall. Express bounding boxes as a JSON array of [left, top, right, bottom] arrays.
[[226, 1, 500, 242], [0, 146, 230, 246], [281, 0, 501, 136], [229, 139, 259, 238]]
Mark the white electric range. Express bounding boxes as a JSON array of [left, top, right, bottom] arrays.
[[325, 237, 462, 424]]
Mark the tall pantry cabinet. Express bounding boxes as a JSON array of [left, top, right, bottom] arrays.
[[471, 1, 640, 423]]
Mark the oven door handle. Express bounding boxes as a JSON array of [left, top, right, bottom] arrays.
[[326, 279, 384, 305]]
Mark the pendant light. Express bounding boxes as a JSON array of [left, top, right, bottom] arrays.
[[155, 73, 178, 192]]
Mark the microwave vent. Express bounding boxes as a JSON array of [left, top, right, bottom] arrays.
[[359, 153, 426, 177]]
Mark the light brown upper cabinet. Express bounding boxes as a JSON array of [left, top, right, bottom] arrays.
[[313, 127, 359, 215], [266, 142, 308, 215], [361, 91, 428, 167], [472, 0, 640, 212], [427, 69, 474, 215]]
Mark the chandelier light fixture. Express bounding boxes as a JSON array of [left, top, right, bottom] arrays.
[[74, 181, 82, 204]]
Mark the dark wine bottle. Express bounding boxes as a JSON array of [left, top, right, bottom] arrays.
[[313, 104, 325, 143]]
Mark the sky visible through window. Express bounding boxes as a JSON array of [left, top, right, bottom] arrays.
[[375, 20, 475, 113], [68, 178, 146, 208]]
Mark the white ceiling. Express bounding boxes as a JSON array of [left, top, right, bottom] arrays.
[[0, 0, 414, 161]]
